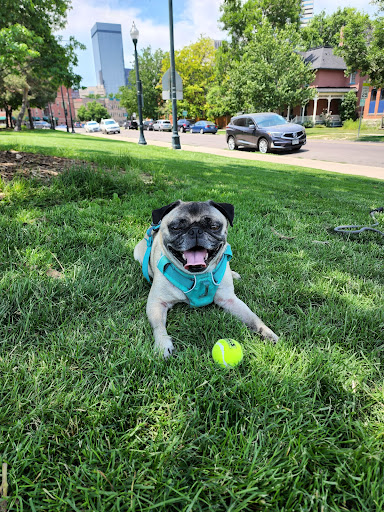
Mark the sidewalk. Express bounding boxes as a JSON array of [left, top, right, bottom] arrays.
[[89, 131, 384, 181]]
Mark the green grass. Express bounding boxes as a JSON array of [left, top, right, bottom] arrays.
[[1, 130, 384, 511], [304, 121, 384, 142]]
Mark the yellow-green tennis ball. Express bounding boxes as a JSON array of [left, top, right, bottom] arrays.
[[212, 339, 243, 368]]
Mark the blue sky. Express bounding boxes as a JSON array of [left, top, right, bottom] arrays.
[[58, 0, 379, 88]]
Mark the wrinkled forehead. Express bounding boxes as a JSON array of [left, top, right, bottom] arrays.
[[165, 202, 225, 224]]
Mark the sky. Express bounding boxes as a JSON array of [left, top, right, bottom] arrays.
[[58, 0, 379, 88]]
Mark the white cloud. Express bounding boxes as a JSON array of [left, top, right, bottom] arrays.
[[58, 0, 226, 86]]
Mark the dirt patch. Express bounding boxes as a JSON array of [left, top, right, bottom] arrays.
[[0, 150, 86, 182]]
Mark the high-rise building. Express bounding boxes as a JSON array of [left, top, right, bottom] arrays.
[[301, 0, 314, 27], [91, 22, 126, 96]]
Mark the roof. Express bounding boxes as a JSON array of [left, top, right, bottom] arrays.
[[302, 47, 347, 71]]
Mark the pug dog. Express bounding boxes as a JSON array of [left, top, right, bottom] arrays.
[[134, 200, 278, 358]]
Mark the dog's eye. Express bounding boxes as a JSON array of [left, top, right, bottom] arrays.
[[211, 224, 220, 231]]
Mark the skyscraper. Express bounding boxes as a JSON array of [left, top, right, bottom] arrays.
[[301, 0, 314, 27], [91, 22, 126, 96]]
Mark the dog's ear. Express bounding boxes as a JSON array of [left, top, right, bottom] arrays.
[[209, 201, 234, 227], [152, 200, 181, 225]]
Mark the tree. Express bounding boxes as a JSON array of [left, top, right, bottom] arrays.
[[161, 37, 216, 119], [77, 101, 108, 123], [210, 21, 315, 116], [119, 46, 164, 120], [220, 0, 302, 48], [336, 12, 384, 88], [339, 90, 358, 121], [0, 0, 84, 130], [300, 8, 360, 50]]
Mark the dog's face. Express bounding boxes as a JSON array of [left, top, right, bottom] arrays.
[[152, 200, 234, 273]]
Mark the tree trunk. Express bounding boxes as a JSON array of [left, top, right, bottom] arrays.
[[14, 86, 29, 132], [28, 107, 34, 130], [5, 106, 10, 129], [9, 107, 13, 129]]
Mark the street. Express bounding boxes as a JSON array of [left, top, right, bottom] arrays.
[[77, 127, 384, 169]]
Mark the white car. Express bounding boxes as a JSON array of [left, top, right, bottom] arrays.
[[33, 120, 51, 129], [153, 119, 172, 131], [84, 121, 100, 132], [100, 118, 120, 134]]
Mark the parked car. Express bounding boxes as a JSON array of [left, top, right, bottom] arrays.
[[189, 120, 218, 134], [226, 113, 306, 153], [177, 119, 194, 132], [124, 120, 138, 130], [84, 121, 100, 132], [33, 120, 51, 129], [153, 119, 172, 131], [56, 124, 68, 131], [100, 118, 120, 134], [143, 120, 155, 131], [74, 122, 82, 128]]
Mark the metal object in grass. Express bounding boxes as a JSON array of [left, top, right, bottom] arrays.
[[334, 207, 384, 236]]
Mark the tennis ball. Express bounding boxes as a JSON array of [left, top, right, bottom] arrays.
[[212, 339, 243, 368]]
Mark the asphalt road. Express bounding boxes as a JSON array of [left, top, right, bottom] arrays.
[[78, 127, 384, 169]]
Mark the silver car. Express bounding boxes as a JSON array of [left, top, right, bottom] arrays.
[[84, 121, 100, 132], [153, 119, 172, 131]]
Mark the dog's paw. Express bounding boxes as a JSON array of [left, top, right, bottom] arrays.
[[258, 326, 279, 343], [231, 271, 241, 280], [155, 336, 175, 359]]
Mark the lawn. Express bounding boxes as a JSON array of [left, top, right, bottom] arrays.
[[0, 130, 384, 511], [304, 121, 384, 143]]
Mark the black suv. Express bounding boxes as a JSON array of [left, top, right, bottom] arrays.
[[124, 120, 138, 130], [226, 113, 306, 153], [177, 119, 194, 133], [143, 120, 155, 131]]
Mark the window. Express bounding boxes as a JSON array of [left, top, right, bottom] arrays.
[[350, 72, 356, 85], [369, 89, 377, 114], [378, 88, 384, 114]]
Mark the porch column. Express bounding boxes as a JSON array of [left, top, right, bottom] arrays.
[[312, 95, 318, 124], [286, 105, 290, 121], [327, 96, 332, 113]]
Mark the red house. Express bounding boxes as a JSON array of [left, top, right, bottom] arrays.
[[290, 47, 383, 124]]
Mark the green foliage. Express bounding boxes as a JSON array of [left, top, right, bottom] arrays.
[[161, 37, 216, 119], [212, 21, 315, 115], [300, 8, 359, 50], [119, 46, 164, 119], [220, 0, 302, 46], [339, 90, 358, 122], [77, 101, 108, 123]]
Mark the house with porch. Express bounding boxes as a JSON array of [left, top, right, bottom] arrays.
[[290, 46, 383, 125]]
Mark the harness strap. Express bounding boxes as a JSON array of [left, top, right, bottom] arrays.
[[142, 223, 161, 283]]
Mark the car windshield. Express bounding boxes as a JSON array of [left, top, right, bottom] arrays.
[[88, 122, 97, 125], [105, 121, 115, 125], [255, 115, 287, 128]]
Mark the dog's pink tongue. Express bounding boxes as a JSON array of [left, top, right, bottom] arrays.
[[183, 249, 207, 269]]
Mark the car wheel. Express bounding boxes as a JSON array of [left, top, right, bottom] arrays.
[[227, 136, 237, 151], [200, 128, 204, 134], [258, 137, 269, 154]]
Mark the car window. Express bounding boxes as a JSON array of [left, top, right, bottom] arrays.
[[255, 115, 287, 128], [105, 121, 115, 125], [234, 118, 245, 127]]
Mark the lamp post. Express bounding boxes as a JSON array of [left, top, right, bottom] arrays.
[[168, 0, 181, 149], [130, 22, 147, 145]]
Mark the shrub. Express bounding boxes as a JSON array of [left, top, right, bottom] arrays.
[[340, 91, 358, 122]]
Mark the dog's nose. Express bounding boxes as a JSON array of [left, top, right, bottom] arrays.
[[188, 226, 203, 238]]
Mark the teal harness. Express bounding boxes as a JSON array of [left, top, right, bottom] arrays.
[[142, 223, 232, 307]]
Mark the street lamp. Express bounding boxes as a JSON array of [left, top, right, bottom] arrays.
[[130, 22, 147, 145], [168, 0, 181, 149]]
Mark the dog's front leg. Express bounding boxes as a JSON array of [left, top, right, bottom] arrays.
[[214, 294, 279, 343], [146, 293, 175, 358]]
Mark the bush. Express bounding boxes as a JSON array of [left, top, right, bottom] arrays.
[[302, 120, 314, 128], [340, 91, 358, 122]]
